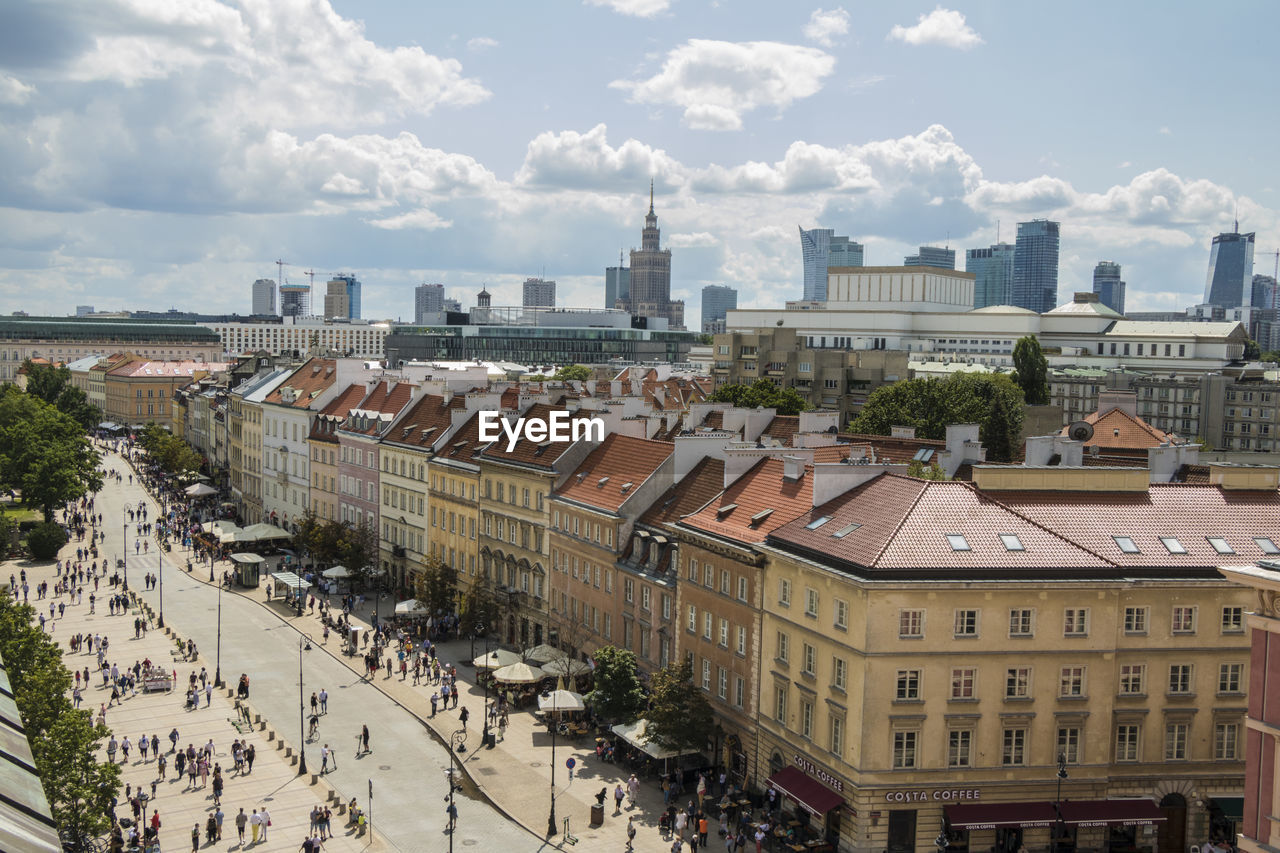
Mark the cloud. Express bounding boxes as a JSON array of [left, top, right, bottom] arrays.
[[583, 0, 670, 18], [1159, 126, 1172, 135], [515, 124, 685, 190], [466, 36, 498, 50], [610, 39, 835, 131], [0, 74, 35, 105], [803, 8, 850, 46], [367, 208, 452, 231], [888, 7, 984, 49], [666, 232, 718, 248]]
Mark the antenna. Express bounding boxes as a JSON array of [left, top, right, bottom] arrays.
[[945, 230, 950, 250], [1234, 201, 1239, 234]]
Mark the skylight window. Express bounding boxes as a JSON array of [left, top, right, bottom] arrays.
[[1113, 537, 1140, 554], [999, 534, 1024, 551], [946, 534, 970, 551], [912, 448, 935, 462], [832, 523, 861, 539], [1206, 537, 1235, 555], [1160, 537, 1187, 554], [1255, 537, 1280, 555], [806, 516, 832, 530]]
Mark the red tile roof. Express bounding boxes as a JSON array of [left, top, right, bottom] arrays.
[[383, 393, 466, 449], [1063, 406, 1176, 449], [263, 357, 338, 407], [639, 456, 725, 528], [554, 434, 674, 513], [839, 432, 945, 464], [761, 415, 799, 446], [341, 380, 417, 436], [309, 382, 368, 442], [478, 403, 598, 469], [681, 457, 814, 545]]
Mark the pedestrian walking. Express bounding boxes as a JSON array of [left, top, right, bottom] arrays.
[[360, 724, 370, 755], [250, 809, 261, 844], [459, 707, 469, 731], [246, 743, 255, 773], [319, 688, 328, 714], [615, 784, 626, 814], [235, 809, 247, 845], [445, 801, 458, 832], [260, 807, 271, 840]]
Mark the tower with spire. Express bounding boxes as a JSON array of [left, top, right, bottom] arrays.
[[620, 181, 684, 328]]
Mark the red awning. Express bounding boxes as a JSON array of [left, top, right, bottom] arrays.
[[1059, 799, 1166, 827], [945, 803, 1058, 830], [767, 766, 845, 816]]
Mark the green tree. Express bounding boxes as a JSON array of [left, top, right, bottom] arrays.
[[709, 378, 811, 415], [906, 460, 948, 480], [26, 521, 67, 560], [0, 512, 15, 554], [459, 584, 501, 639], [644, 658, 714, 757], [0, 387, 103, 521], [1244, 338, 1262, 360], [552, 364, 592, 382], [339, 520, 381, 588], [412, 554, 458, 613], [1011, 336, 1049, 405], [21, 361, 101, 430], [1262, 350, 1280, 364], [849, 373, 1025, 462], [584, 645, 645, 725]]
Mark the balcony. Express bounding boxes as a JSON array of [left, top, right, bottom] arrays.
[[392, 545, 406, 558]]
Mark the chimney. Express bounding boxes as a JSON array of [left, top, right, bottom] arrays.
[[937, 423, 986, 478], [673, 434, 734, 481], [811, 461, 910, 507], [1098, 390, 1138, 418], [742, 408, 776, 443], [1147, 442, 1199, 483], [1073, 291, 1100, 303], [782, 455, 804, 483]]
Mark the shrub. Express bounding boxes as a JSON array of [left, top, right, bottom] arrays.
[[26, 521, 67, 560]]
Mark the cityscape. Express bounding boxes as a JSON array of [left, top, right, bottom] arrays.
[[1, 3, 1279, 853]]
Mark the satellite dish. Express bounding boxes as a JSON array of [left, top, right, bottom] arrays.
[[1068, 421, 1094, 443]]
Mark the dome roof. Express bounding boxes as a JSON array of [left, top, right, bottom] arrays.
[[968, 305, 1038, 315]]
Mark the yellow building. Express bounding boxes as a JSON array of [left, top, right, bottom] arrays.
[[424, 410, 485, 602], [102, 357, 226, 430], [228, 367, 291, 524], [736, 464, 1270, 853], [308, 384, 367, 523]]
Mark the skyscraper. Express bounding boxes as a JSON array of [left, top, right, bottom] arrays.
[[1012, 219, 1061, 313], [904, 246, 956, 269], [800, 228, 864, 300], [1203, 228, 1256, 308], [701, 285, 738, 333], [1091, 262, 1126, 315], [829, 236, 864, 269], [251, 278, 276, 315], [966, 243, 1015, 308], [605, 260, 630, 310], [280, 283, 310, 317], [522, 277, 556, 308], [1253, 274, 1279, 311], [324, 274, 361, 319], [621, 183, 683, 327], [414, 283, 445, 324]]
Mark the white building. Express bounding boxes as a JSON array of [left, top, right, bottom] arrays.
[[251, 279, 276, 315], [203, 318, 391, 360]]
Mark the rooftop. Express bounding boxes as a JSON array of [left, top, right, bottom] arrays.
[[554, 434, 673, 513], [639, 456, 725, 528], [106, 358, 229, 378], [263, 357, 338, 408], [681, 457, 814, 545]]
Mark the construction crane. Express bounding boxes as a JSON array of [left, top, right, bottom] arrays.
[[304, 269, 317, 288], [275, 259, 289, 288]]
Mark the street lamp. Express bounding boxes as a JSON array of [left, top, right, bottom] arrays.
[[297, 634, 312, 775], [547, 690, 557, 837], [213, 575, 223, 688], [446, 730, 466, 853], [1053, 752, 1068, 853], [477, 623, 491, 748]]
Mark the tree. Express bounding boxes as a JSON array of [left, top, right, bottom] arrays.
[[1011, 336, 1049, 405], [1262, 350, 1280, 364], [26, 521, 67, 560], [644, 659, 714, 757], [849, 373, 1025, 462], [21, 361, 101, 430], [906, 460, 948, 480], [1244, 338, 1262, 360], [339, 520, 381, 588], [552, 364, 592, 382], [459, 584, 501, 639], [709, 378, 811, 415], [137, 424, 201, 474], [412, 554, 458, 613], [584, 645, 645, 725], [0, 387, 103, 521]]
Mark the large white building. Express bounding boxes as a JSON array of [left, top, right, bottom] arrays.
[[203, 318, 391, 360]]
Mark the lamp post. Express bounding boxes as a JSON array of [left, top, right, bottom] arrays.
[[121, 513, 128, 592], [297, 634, 312, 775], [213, 576, 223, 687], [477, 623, 491, 748], [547, 689, 557, 837], [447, 729, 465, 853], [1054, 752, 1068, 853]]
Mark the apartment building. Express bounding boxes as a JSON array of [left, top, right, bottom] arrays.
[[335, 378, 418, 532], [423, 410, 490, 601], [308, 384, 368, 523], [102, 357, 228, 430]]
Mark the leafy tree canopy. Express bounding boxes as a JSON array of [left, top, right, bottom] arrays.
[[1011, 335, 1050, 405], [584, 645, 645, 725], [552, 364, 592, 382], [1244, 338, 1262, 360], [21, 361, 101, 430], [0, 387, 102, 521], [1261, 350, 1280, 364], [644, 658, 714, 757], [709, 378, 810, 415], [137, 424, 202, 474], [412, 554, 458, 614]]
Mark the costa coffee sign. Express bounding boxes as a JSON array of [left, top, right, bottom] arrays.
[[794, 755, 845, 793], [885, 789, 982, 803]]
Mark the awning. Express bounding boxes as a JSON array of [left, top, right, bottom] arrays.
[[1211, 797, 1243, 821], [945, 802, 1057, 830], [611, 719, 685, 761], [766, 766, 844, 817], [269, 571, 309, 592], [1059, 799, 1166, 827]]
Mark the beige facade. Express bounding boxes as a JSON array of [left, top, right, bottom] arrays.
[[102, 359, 223, 430]]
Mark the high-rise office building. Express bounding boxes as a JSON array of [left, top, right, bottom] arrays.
[[324, 274, 361, 319], [701, 285, 738, 333], [829, 236, 864, 269], [620, 183, 683, 327], [605, 263, 630, 310], [1012, 219, 1061, 313], [251, 278, 276, 315], [1091, 261, 1126, 315], [280, 284, 310, 317], [1203, 228, 1256, 308], [800, 228, 864, 301], [522, 277, 556, 308], [443, 298, 462, 314], [903, 246, 956, 269], [1252, 275, 1279, 311], [966, 243, 1015, 309], [75, 305, 94, 316], [414, 283, 445, 324]]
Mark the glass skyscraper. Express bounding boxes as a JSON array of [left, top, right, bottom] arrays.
[[701, 284, 738, 333], [1091, 261, 1126, 315], [965, 243, 1015, 308], [799, 228, 863, 301], [904, 246, 956, 269], [1012, 219, 1060, 313], [1203, 229, 1255, 308], [829, 236, 864, 268]]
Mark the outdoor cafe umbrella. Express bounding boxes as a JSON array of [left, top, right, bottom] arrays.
[[184, 482, 217, 498], [540, 657, 591, 678], [522, 643, 568, 664], [537, 689, 586, 713], [242, 522, 291, 542], [473, 649, 521, 670], [395, 598, 428, 616], [321, 565, 352, 579], [491, 661, 546, 684]]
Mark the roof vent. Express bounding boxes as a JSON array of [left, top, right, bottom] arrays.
[[597, 476, 610, 488], [576, 472, 587, 482], [421, 427, 436, 439], [716, 503, 738, 518], [749, 508, 774, 527], [620, 482, 634, 493]]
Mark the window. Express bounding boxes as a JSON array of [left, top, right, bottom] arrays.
[[1168, 664, 1193, 694], [778, 579, 792, 607], [1206, 537, 1235, 555], [832, 657, 847, 691], [1221, 606, 1243, 633], [1005, 667, 1030, 699], [948, 730, 972, 767], [686, 605, 696, 633], [720, 570, 731, 595], [661, 593, 671, 620], [1057, 727, 1081, 764], [1171, 606, 1197, 634], [1164, 723, 1188, 760], [999, 534, 1024, 551], [1001, 728, 1026, 766], [1218, 663, 1243, 693], [1123, 607, 1148, 634], [805, 588, 819, 618], [718, 667, 727, 700], [946, 534, 970, 551], [1009, 609, 1034, 637], [834, 599, 848, 630], [736, 626, 746, 655], [1059, 666, 1085, 698], [703, 612, 712, 640], [701, 659, 711, 691], [1113, 536, 1140, 553], [641, 586, 651, 612], [800, 701, 813, 739], [951, 667, 976, 700], [704, 565, 713, 587], [892, 731, 917, 769], [737, 577, 748, 602], [774, 686, 787, 723], [830, 716, 844, 756], [954, 609, 979, 637], [896, 670, 921, 701], [899, 609, 924, 639], [1255, 537, 1280, 555], [734, 677, 745, 709], [718, 619, 728, 647], [1119, 664, 1146, 695], [624, 579, 634, 604], [802, 643, 816, 676], [1160, 537, 1187, 554], [1064, 608, 1089, 636], [1116, 724, 1141, 761], [1214, 723, 1239, 760], [688, 558, 698, 581], [776, 631, 789, 662]]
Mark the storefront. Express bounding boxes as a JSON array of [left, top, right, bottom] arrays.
[[944, 802, 1058, 853], [1208, 797, 1242, 846], [766, 759, 846, 850], [940, 799, 1165, 853], [1058, 799, 1166, 853]]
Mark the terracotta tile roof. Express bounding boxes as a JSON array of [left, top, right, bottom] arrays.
[[383, 393, 466, 449], [106, 359, 229, 377], [554, 435, 674, 513], [839, 432, 946, 464], [478, 403, 598, 469], [499, 387, 520, 410], [435, 411, 491, 462], [1062, 407, 1175, 449], [263, 357, 338, 407], [702, 411, 724, 431], [761, 415, 799, 446], [809, 444, 859, 464], [640, 456, 725, 528], [309, 383, 368, 442], [339, 379, 417, 437], [681, 458, 814, 545]]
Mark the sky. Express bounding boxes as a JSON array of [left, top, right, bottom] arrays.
[[1, 0, 1278, 325]]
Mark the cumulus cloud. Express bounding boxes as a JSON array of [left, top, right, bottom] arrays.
[[666, 232, 718, 248], [0, 74, 36, 105], [467, 36, 498, 50], [804, 8, 850, 46], [888, 7, 984, 49], [515, 124, 684, 190], [610, 39, 835, 131], [583, 0, 670, 17]]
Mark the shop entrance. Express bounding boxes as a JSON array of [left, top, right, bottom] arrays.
[[1157, 794, 1186, 853], [887, 810, 917, 853], [995, 827, 1023, 853]]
